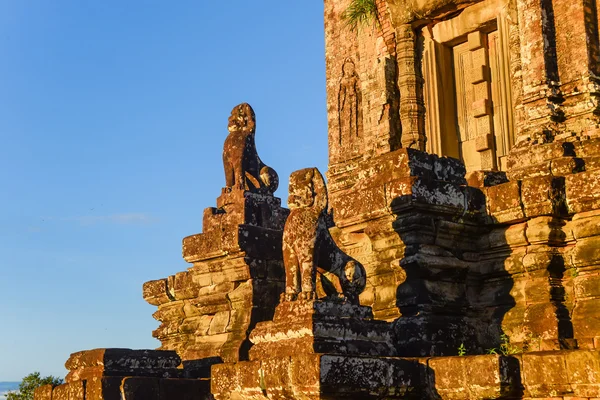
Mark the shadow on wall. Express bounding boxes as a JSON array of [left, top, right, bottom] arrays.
[[389, 180, 515, 356], [384, 154, 581, 396], [388, 182, 520, 398]]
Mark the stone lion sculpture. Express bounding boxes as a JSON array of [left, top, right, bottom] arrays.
[[281, 167, 366, 303], [222, 103, 278, 193]]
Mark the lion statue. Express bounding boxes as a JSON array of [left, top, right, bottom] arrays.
[[222, 103, 278, 193], [281, 167, 366, 303]]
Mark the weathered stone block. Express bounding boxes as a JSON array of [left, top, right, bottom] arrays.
[[248, 300, 394, 361], [262, 357, 294, 397], [210, 363, 239, 398], [570, 210, 600, 239], [573, 274, 600, 299], [52, 381, 85, 400], [488, 223, 528, 248], [238, 225, 284, 261], [565, 350, 600, 396], [570, 237, 600, 267], [521, 176, 566, 218], [208, 311, 230, 335], [142, 279, 172, 307], [428, 355, 520, 399], [85, 377, 122, 400], [159, 378, 211, 400], [523, 303, 561, 339], [487, 181, 525, 223], [120, 377, 159, 400], [33, 385, 53, 400], [522, 352, 571, 397], [526, 217, 567, 245], [213, 354, 425, 399], [182, 231, 225, 263], [65, 349, 181, 382], [572, 300, 600, 339], [566, 170, 600, 214], [506, 142, 574, 176], [172, 271, 200, 300], [521, 250, 557, 273]]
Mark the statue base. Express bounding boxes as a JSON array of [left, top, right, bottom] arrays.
[[248, 299, 395, 360]]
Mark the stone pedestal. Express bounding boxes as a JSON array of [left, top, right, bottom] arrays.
[[143, 188, 289, 368], [211, 299, 399, 399], [249, 300, 395, 360]]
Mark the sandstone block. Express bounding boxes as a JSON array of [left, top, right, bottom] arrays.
[[65, 349, 181, 382], [142, 279, 172, 307], [571, 236, 600, 267], [526, 217, 567, 245], [213, 354, 425, 399], [521, 176, 566, 218], [573, 274, 600, 299], [523, 303, 560, 339], [172, 271, 200, 300], [566, 170, 600, 214], [159, 378, 211, 400], [428, 355, 520, 399], [565, 350, 600, 396], [488, 223, 528, 248], [521, 352, 570, 396], [210, 363, 240, 399], [85, 377, 122, 400], [487, 181, 525, 223], [33, 385, 53, 400], [238, 225, 284, 261], [51, 381, 85, 400], [182, 231, 225, 263], [208, 311, 231, 335], [572, 300, 600, 339], [570, 210, 600, 239], [506, 142, 574, 173], [120, 377, 159, 400]]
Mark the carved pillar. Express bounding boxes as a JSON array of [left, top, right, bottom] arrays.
[[506, 0, 527, 145], [396, 24, 426, 150], [551, 0, 600, 131], [515, 0, 563, 139]]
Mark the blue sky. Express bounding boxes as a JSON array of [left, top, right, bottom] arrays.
[[0, 1, 327, 381]]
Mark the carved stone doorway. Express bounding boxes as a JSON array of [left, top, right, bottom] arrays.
[[423, 0, 515, 172]]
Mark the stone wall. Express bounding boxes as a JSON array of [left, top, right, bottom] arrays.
[[34, 0, 600, 398], [324, 0, 600, 358]]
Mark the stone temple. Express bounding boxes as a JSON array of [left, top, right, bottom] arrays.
[[34, 0, 600, 398]]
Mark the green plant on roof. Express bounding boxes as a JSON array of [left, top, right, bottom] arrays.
[[342, 0, 380, 32]]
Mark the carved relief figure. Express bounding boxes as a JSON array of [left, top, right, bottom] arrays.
[[223, 103, 278, 193], [338, 58, 362, 145], [281, 168, 366, 303]]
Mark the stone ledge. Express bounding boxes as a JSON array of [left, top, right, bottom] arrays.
[[65, 349, 182, 383], [211, 350, 600, 399]]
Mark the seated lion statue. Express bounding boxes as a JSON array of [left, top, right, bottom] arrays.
[[281, 167, 366, 303], [222, 103, 278, 193]]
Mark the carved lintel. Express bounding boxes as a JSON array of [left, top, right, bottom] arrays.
[[396, 24, 427, 150]]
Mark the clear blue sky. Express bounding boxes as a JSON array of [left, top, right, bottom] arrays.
[[0, 1, 327, 381]]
